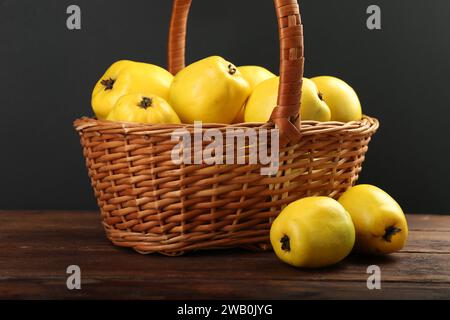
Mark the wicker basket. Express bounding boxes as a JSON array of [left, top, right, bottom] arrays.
[[74, 0, 379, 255]]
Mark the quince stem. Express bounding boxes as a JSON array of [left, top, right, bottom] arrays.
[[281, 235, 291, 252], [101, 78, 115, 91], [383, 226, 401, 242], [228, 64, 237, 75], [139, 97, 153, 109]]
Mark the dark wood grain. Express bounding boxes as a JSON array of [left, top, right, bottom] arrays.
[[0, 211, 449, 299]]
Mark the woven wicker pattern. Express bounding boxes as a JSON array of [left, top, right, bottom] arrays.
[[74, 0, 379, 255], [74, 117, 378, 255]]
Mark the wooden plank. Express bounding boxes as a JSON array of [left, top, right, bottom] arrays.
[[0, 211, 449, 284], [0, 211, 449, 299], [407, 214, 450, 231], [0, 244, 449, 283], [403, 230, 450, 253], [1, 278, 449, 300], [1, 211, 449, 231], [1, 228, 449, 254]]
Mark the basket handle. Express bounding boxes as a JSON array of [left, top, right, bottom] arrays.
[[168, 0, 304, 145]]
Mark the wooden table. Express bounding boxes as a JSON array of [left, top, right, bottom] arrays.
[[0, 211, 449, 299]]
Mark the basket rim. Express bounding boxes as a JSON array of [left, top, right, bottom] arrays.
[[74, 116, 379, 137]]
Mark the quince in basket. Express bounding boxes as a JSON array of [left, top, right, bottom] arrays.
[[169, 56, 251, 124], [238, 65, 276, 91], [311, 76, 362, 122], [244, 76, 362, 123], [92, 60, 173, 120], [107, 93, 180, 124], [233, 65, 276, 123]]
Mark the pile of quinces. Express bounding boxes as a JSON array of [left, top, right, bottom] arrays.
[[91, 57, 403, 269], [91, 56, 362, 124], [271, 185, 408, 268]]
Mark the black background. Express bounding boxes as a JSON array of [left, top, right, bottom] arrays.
[[0, 0, 449, 213]]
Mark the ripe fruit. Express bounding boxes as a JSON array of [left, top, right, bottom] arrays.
[[238, 66, 276, 91], [311, 76, 362, 122], [338, 185, 408, 255], [92, 60, 173, 120], [233, 66, 276, 123], [300, 78, 331, 122], [169, 56, 251, 124], [244, 77, 332, 123], [244, 77, 278, 123], [270, 197, 355, 268], [106, 93, 180, 124]]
